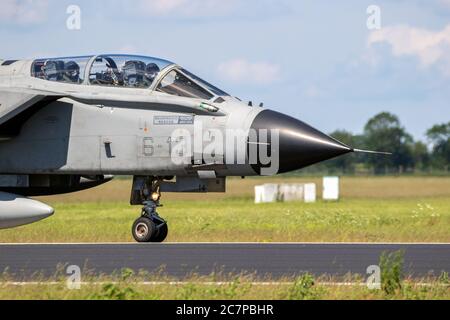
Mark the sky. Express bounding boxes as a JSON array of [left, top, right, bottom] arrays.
[[0, 0, 449, 141]]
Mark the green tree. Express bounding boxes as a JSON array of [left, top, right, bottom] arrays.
[[412, 141, 430, 171], [364, 112, 414, 174], [426, 122, 450, 171]]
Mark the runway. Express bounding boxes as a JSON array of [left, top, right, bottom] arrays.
[[0, 243, 449, 280]]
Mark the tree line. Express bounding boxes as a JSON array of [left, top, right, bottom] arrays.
[[317, 112, 449, 175]]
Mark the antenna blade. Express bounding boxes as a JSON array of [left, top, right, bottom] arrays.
[[353, 149, 392, 155]]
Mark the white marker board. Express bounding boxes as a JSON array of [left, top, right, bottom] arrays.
[[255, 184, 279, 204], [279, 184, 304, 202], [323, 176, 340, 201], [304, 183, 317, 203]]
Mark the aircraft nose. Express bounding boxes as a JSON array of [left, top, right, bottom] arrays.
[[250, 110, 353, 174]]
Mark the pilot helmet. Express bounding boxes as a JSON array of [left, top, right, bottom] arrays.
[[64, 61, 80, 82], [145, 63, 160, 83]]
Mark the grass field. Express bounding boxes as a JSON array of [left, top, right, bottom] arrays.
[[1, 272, 449, 300], [0, 177, 449, 243], [1, 177, 449, 300], [2, 282, 449, 300]]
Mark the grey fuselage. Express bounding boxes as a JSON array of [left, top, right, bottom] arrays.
[[0, 59, 266, 178]]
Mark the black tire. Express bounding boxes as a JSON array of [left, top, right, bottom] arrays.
[[151, 223, 168, 243], [132, 217, 156, 243]]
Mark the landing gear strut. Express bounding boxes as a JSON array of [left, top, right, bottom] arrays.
[[131, 177, 168, 243]]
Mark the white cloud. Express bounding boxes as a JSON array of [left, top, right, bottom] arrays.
[[368, 24, 450, 74], [217, 59, 281, 85], [137, 0, 237, 17], [0, 0, 48, 24], [439, 0, 450, 8]]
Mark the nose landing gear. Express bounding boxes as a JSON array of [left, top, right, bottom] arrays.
[[131, 177, 168, 243], [132, 202, 168, 243]]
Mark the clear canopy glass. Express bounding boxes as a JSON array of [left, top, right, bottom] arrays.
[[89, 55, 173, 88], [31, 54, 230, 100], [32, 56, 92, 84], [157, 69, 215, 100], [180, 68, 229, 97]]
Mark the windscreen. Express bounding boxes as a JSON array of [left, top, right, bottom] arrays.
[[157, 70, 214, 100], [181, 69, 229, 97]]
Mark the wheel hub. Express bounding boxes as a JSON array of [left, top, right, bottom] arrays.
[[135, 223, 149, 238]]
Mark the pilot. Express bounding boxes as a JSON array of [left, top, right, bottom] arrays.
[[144, 63, 160, 86], [123, 60, 146, 87], [42, 60, 64, 81], [64, 61, 81, 83]]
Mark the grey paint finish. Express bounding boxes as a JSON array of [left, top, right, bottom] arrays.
[[0, 192, 53, 229], [0, 56, 262, 177], [0, 96, 260, 176], [0, 101, 73, 172], [0, 92, 44, 126], [0, 243, 448, 280]]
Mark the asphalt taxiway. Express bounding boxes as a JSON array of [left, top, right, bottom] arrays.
[[0, 243, 448, 280]]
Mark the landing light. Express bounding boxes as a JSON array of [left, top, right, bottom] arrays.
[[199, 102, 219, 113], [151, 192, 161, 202]]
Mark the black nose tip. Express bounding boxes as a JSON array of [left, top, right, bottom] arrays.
[[250, 110, 352, 174]]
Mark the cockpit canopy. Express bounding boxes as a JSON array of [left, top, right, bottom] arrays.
[[88, 55, 172, 88], [31, 54, 229, 100], [32, 56, 91, 84]]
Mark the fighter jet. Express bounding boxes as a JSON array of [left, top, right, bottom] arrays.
[[0, 54, 387, 242]]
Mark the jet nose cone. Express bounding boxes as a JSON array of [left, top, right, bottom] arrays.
[[250, 110, 352, 174]]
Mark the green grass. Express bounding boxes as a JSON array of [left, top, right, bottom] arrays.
[[0, 273, 448, 300], [1, 177, 449, 300], [0, 197, 448, 243]]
